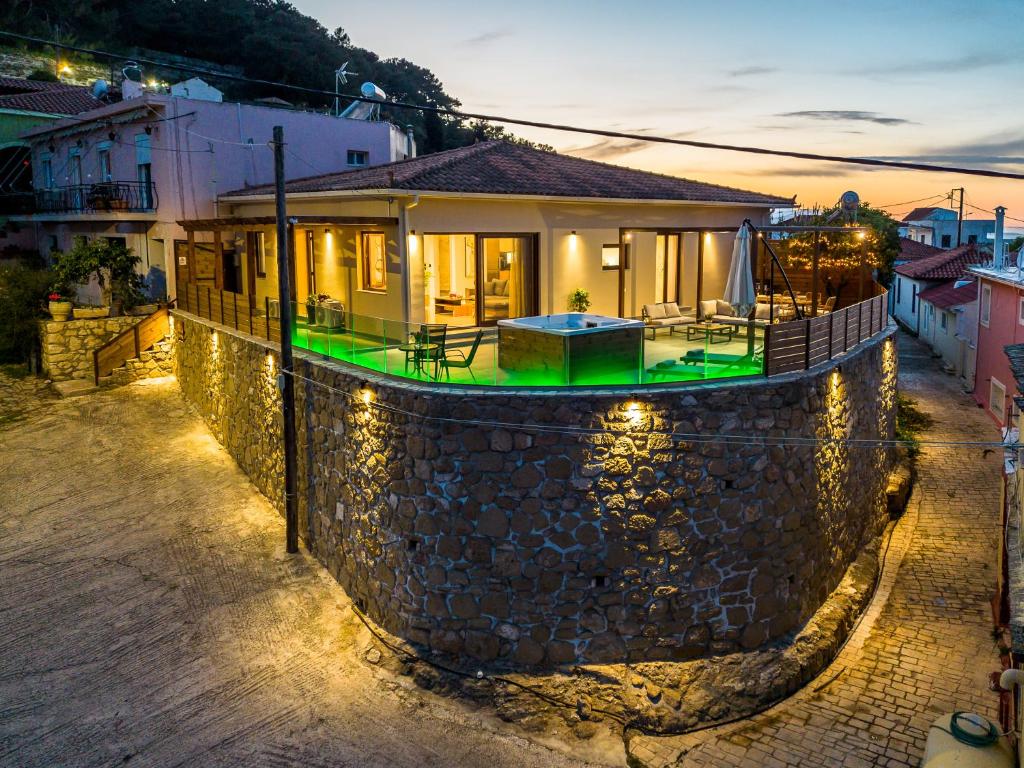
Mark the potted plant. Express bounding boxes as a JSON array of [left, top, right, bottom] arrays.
[[47, 291, 73, 321], [51, 237, 145, 317], [568, 288, 591, 313]]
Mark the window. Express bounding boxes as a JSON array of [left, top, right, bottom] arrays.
[[40, 154, 53, 188], [68, 150, 82, 185], [361, 232, 387, 291], [981, 284, 992, 327], [911, 285, 918, 314], [919, 235, 925, 243], [248, 231, 266, 277], [968, 234, 978, 244], [1019, 296, 1024, 327], [601, 243, 629, 270], [941, 234, 952, 248], [98, 149, 111, 181], [135, 134, 153, 208], [991, 377, 1007, 423], [347, 150, 368, 167], [922, 304, 930, 332], [940, 312, 948, 332], [896, 276, 901, 303]]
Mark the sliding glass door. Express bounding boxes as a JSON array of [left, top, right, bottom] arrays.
[[477, 235, 538, 325]]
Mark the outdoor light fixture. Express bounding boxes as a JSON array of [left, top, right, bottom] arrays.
[[624, 233, 632, 241], [625, 401, 643, 427], [360, 388, 373, 405], [407, 229, 418, 253]]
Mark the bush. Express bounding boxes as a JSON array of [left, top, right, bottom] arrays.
[[0, 265, 51, 364], [52, 236, 146, 310], [25, 67, 59, 82], [568, 288, 591, 313], [895, 393, 933, 458]]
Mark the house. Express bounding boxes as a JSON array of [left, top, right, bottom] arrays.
[[901, 206, 995, 249], [0, 76, 104, 237], [181, 139, 794, 329], [891, 244, 985, 333], [916, 277, 978, 386], [968, 252, 1024, 427], [13, 78, 414, 302]]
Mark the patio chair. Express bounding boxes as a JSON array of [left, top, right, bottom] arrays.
[[440, 329, 483, 381], [418, 323, 448, 379]]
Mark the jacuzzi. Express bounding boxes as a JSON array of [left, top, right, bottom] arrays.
[[497, 313, 645, 385]]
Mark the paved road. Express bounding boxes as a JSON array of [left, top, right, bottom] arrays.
[[631, 332, 1004, 767], [0, 377, 609, 768]]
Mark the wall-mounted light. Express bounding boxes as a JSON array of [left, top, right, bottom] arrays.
[[704, 232, 712, 244], [407, 229, 418, 254], [625, 400, 643, 427], [568, 230, 578, 254], [360, 387, 374, 406], [624, 232, 632, 242]]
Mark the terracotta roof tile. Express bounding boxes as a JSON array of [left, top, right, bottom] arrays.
[[902, 206, 949, 222], [227, 140, 793, 206], [898, 236, 944, 261], [894, 243, 988, 280], [0, 77, 103, 116], [917, 279, 977, 310]]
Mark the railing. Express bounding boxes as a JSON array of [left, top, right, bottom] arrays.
[[764, 290, 889, 376], [34, 181, 157, 214], [178, 282, 890, 388], [93, 306, 170, 384]]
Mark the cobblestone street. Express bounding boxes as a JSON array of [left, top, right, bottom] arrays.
[[0, 330, 1005, 768], [631, 332, 1004, 766]]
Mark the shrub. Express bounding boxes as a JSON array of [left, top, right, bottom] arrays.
[[0, 265, 51, 364], [52, 236, 146, 310], [568, 288, 591, 313], [895, 393, 933, 458]]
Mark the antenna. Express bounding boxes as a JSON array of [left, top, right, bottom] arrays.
[[334, 62, 358, 116]]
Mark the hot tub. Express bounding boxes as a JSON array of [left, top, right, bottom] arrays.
[[497, 313, 645, 385]]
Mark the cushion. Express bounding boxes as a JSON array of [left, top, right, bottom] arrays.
[[699, 299, 717, 319], [644, 303, 666, 319], [495, 279, 509, 296], [754, 302, 771, 320], [662, 302, 682, 318], [716, 300, 735, 317]]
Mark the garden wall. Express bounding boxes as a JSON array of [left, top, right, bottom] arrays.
[[173, 310, 898, 667], [40, 316, 140, 381]]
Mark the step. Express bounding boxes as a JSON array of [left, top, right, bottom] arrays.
[[51, 378, 99, 398]]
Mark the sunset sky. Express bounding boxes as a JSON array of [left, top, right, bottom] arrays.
[[302, 0, 1024, 227]]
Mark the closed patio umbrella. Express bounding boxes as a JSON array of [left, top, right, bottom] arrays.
[[724, 222, 755, 315]]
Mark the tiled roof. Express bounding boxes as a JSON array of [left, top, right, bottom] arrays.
[[0, 76, 103, 116], [917, 279, 977, 310], [1005, 344, 1024, 408], [898, 236, 944, 261], [894, 243, 988, 280], [902, 206, 949, 222], [226, 140, 794, 206]]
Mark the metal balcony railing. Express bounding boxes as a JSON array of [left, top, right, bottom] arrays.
[[33, 181, 157, 214]]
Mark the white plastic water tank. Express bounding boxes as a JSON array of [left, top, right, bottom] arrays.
[[921, 713, 1013, 768]]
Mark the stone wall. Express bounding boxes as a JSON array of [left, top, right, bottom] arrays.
[[173, 310, 898, 667], [40, 316, 141, 381]]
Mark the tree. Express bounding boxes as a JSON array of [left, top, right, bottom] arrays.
[[0, 265, 51, 365], [52, 237, 145, 311]]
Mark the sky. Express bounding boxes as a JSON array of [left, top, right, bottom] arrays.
[[300, 0, 1024, 226]]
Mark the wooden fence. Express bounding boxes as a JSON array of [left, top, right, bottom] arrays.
[[178, 282, 283, 343], [765, 291, 888, 376]]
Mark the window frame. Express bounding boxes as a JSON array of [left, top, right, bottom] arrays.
[[991, 376, 1007, 423], [981, 284, 992, 327], [40, 154, 53, 189], [360, 231, 387, 292], [940, 234, 952, 248], [940, 311, 948, 332], [601, 243, 630, 271], [347, 149, 369, 167], [248, 231, 267, 278], [1018, 296, 1024, 327]]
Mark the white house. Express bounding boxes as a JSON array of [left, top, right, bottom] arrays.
[[892, 244, 985, 333], [900, 206, 995, 250], [917, 277, 978, 386]]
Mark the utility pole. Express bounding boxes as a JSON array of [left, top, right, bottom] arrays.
[[273, 125, 299, 554], [954, 187, 965, 247]]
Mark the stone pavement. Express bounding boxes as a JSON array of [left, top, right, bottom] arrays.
[[0, 374, 614, 768], [630, 332, 1004, 767]]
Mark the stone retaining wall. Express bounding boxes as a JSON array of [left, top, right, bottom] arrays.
[[173, 310, 898, 667], [40, 316, 140, 381]]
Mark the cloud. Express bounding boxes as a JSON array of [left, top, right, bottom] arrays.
[[462, 28, 513, 46], [727, 65, 777, 77], [566, 139, 649, 160], [869, 132, 1024, 168], [777, 110, 914, 126], [734, 165, 854, 179], [851, 51, 1014, 76]]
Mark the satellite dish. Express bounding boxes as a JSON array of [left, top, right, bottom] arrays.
[[91, 79, 109, 100], [122, 61, 143, 83]]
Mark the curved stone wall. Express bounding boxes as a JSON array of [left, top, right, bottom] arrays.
[[173, 311, 898, 667]]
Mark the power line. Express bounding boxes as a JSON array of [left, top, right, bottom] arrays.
[[5, 29, 1024, 182], [874, 193, 949, 211], [964, 198, 1024, 226]]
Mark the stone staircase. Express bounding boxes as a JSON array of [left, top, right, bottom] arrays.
[[98, 337, 174, 387]]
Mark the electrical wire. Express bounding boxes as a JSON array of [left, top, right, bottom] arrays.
[[278, 367, 1017, 452], [5, 29, 1024, 181], [874, 193, 950, 211], [964, 198, 1024, 226]]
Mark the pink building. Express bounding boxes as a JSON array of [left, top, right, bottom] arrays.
[[969, 262, 1024, 427], [13, 78, 413, 302]]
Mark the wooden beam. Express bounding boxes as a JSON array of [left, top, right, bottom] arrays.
[[245, 231, 257, 301], [696, 231, 705, 308], [287, 220, 297, 303], [177, 215, 399, 231], [186, 231, 195, 283], [213, 230, 224, 291], [811, 233, 820, 317], [617, 229, 626, 318]]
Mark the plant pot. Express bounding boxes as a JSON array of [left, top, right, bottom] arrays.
[[73, 306, 110, 319], [130, 303, 159, 316], [48, 300, 73, 321]]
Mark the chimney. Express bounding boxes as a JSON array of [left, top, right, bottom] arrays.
[[994, 205, 1006, 269], [405, 125, 417, 159]]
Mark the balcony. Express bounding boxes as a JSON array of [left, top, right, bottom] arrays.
[[32, 181, 157, 215]]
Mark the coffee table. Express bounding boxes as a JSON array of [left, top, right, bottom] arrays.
[[686, 322, 734, 344]]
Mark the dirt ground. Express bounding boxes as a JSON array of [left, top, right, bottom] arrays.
[[0, 376, 620, 767]]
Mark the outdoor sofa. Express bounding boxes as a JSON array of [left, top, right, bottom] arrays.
[[699, 299, 773, 328], [642, 302, 696, 338]]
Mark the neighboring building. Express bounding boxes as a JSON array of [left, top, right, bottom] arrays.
[[0, 77, 104, 239], [917, 277, 978, 387], [182, 140, 793, 328], [892, 243, 986, 333], [969, 253, 1024, 427], [901, 206, 995, 250], [13, 79, 414, 301]]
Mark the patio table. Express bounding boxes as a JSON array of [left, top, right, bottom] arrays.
[[399, 342, 440, 378], [685, 322, 735, 344]]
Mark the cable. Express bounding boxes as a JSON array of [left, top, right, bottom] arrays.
[[874, 193, 950, 211], [5, 29, 1024, 181], [964, 199, 1024, 226], [278, 367, 1017, 452]]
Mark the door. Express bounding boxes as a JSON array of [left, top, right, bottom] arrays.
[[476, 234, 538, 325], [655, 233, 680, 303]]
